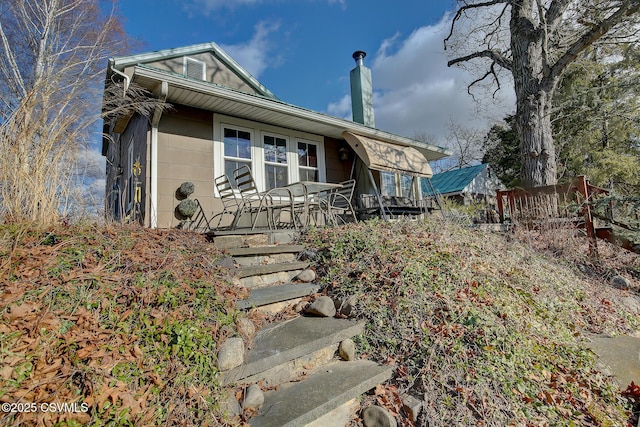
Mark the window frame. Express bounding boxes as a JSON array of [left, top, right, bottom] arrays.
[[213, 115, 325, 194]]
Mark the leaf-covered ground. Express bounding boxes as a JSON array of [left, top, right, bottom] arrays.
[[1, 220, 638, 426], [0, 224, 246, 426], [305, 219, 640, 426]]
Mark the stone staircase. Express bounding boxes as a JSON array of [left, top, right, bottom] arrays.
[[213, 230, 394, 427]]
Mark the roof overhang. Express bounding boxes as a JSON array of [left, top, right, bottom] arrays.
[[343, 131, 433, 178], [107, 64, 451, 161]]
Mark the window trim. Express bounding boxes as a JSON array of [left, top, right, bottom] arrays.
[[213, 114, 325, 194]]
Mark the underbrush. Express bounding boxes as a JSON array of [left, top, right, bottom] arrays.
[[305, 219, 639, 426], [0, 224, 244, 426]]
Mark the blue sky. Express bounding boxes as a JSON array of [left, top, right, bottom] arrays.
[[118, 0, 515, 143]]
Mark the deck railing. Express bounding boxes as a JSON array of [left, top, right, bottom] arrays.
[[496, 176, 613, 253]]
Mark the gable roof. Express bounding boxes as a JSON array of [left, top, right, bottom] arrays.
[[424, 164, 488, 195], [108, 41, 278, 99], [104, 42, 452, 162]]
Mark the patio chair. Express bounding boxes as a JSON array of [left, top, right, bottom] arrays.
[[232, 165, 298, 230], [210, 174, 240, 230], [326, 179, 357, 225]]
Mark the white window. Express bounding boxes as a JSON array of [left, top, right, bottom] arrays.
[[381, 172, 416, 198], [263, 134, 288, 190], [223, 127, 252, 186], [184, 57, 206, 80], [214, 115, 325, 192], [297, 141, 319, 182]]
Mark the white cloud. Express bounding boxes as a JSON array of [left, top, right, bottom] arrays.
[[221, 21, 280, 78], [190, 0, 343, 13], [332, 14, 516, 146]]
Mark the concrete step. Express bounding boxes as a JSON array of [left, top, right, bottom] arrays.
[[237, 283, 321, 309], [223, 317, 365, 385], [236, 261, 309, 279], [249, 360, 394, 427], [225, 244, 306, 257]]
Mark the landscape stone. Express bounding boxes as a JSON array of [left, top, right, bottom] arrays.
[[622, 295, 640, 314], [221, 393, 242, 417], [242, 384, 264, 409], [612, 275, 631, 289], [305, 296, 336, 317], [362, 405, 397, 427], [236, 318, 256, 339], [217, 337, 244, 371], [215, 256, 236, 271], [339, 339, 356, 361], [297, 249, 319, 261], [295, 269, 316, 283], [401, 394, 422, 422], [336, 295, 357, 316]]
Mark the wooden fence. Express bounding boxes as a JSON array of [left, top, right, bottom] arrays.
[[496, 176, 612, 253]]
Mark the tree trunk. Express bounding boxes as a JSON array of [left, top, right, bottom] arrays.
[[515, 90, 557, 187], [511, 3, 558, 188]]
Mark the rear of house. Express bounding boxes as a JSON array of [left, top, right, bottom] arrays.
[[102, 43, 450, 229]]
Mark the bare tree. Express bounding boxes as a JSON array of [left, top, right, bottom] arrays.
[[0, 0, 159, 224], [445, 0, 640, 187]]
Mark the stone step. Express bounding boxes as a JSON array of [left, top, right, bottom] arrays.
[[239, 269, 307, 289], [213, 230, 300, 249], [225, 244, 306, 257], [223, 317, 365, 385], [236, 261, 309, 279], [237, 283, 321, 309], [249, 360, 394, 427], [232, 253, 298, 267]]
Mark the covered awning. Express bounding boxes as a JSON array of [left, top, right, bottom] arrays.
[[342, 131, 433, 178]]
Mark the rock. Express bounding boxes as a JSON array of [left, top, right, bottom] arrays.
[[295, 269, 316, 283], [242, 384, 264, 410], [336, 295, 357, 316], [305, 296, 336, 317], [215, 256, 236, 271], [236, 318, 256, 339], [622, 295, 640, 314], [362, 405, 397, 427], [294, 301, 308, 313], [401, 394, 422, 422], [612, 275, 631, 289], [339, 339, 356, 361], [220, 392, 242, 417], [217, 337, 244, 371], [297, 249, 319, 261]]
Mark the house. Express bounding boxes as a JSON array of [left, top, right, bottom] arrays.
[[102, 43, 451, 229], [422, 164, 504, 206]]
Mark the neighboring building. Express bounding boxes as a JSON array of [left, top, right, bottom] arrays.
[[102, 43, 450, 228], [423, 164, 504, 205]]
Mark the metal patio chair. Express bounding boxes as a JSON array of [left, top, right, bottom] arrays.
[[326, 179, 357, 225], [211, 174, 240, 230]]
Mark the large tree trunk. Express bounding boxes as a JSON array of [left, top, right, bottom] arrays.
[[511, 3, 558, 188], [515, 89, 557, 187]]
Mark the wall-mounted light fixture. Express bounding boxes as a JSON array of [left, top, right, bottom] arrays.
[[338, 146, 349, 162]]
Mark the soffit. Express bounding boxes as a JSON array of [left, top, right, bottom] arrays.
[[130, 66, 451, 161]]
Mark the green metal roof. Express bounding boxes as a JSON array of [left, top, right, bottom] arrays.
[[423, 164, 487, 195]]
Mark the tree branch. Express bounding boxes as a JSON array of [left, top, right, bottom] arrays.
[[444, 0, 510, 49], [448, 49, 513, 72], [549, 0, 640, 82]]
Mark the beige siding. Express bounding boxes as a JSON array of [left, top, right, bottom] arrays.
[[155, 106, 216, 228]]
